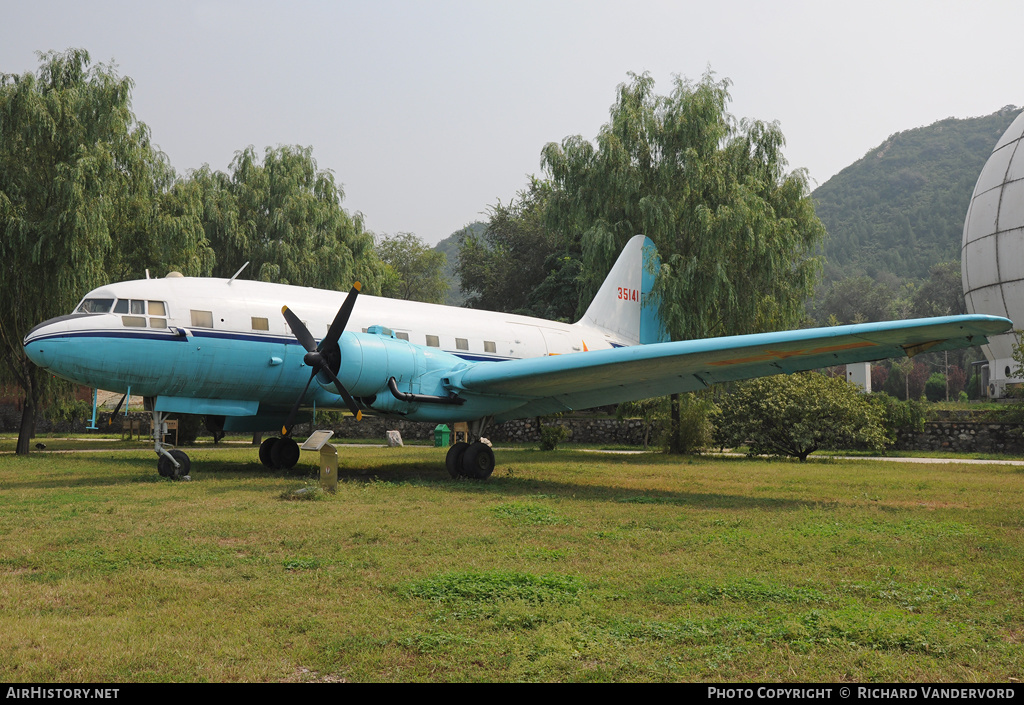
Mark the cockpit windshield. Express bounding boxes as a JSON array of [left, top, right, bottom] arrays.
[[75, 298, 115, 314]]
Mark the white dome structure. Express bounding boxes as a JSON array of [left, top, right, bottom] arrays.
[[962, 111, 1024, 397]]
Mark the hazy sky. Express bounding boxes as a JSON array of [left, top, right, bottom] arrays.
[[4, 0, 1023, 244]]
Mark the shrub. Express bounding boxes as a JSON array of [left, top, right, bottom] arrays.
[[925, 372, 947, 402], [667, 392, 716, 454], [715, 372, 888, 461], [538, 423, 570, 451], [868, 392, 925, 445]]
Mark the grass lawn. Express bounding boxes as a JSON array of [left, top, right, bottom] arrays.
[[0, 445, 1021, 682]]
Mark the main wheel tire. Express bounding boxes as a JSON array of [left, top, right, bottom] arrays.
[[157, 449, 191, 480], [258, 437, 278, 469], [270, 436, 300, 470], [462, 442, 495, 479], [445, 442, 469, 478]]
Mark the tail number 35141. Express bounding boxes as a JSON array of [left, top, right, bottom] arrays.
[[617, 287, 639, 302]]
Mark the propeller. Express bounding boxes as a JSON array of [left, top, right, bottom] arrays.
[[280, 282, 363, 436]]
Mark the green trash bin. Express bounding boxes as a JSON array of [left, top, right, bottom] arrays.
[[434, 424, 451, 447]]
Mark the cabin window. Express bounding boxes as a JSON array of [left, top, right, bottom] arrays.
[[484, 341, 496, 353], [75, 298, 114, 314], [150, 318, 167, 329], [122, 316, 147, 328], [149, 301, 166, 317], [456, 338, 469, 350], [130, 300, 146, 315], [251, 317, 269, 331], [396, 332, 409, 341], [191, 310, 214, 328], [425, 335, 440, 348]]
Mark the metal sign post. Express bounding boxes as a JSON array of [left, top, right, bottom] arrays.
[[300, 430, 338, 492]]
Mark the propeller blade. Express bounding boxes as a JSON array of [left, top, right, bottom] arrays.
[[319, 365, 363, 420], [281, 369, 318, 436], [321, 282, 361, 351], [281, 306, 317, 352]]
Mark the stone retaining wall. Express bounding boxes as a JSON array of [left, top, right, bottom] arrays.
[[4, 405, 1023, 456], [299, 415, 652, 446], [896, 422, 1024, 454]]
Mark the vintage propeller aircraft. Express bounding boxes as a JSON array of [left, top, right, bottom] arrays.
[[23, 235, 1012, 479]]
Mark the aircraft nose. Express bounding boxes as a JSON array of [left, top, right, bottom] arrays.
[[24, 338, 54, 368], [23, 314, 86, 369]]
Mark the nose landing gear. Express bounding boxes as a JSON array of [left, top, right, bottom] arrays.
[[150, 408, 190, 480]]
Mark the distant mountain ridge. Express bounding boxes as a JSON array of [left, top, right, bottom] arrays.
[[812, 105, 1021, 284]]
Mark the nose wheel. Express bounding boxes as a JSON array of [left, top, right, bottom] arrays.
[[158, 449, 191, 479]]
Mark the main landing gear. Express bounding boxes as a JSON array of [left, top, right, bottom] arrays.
[[258, 436, 300, 470], [445, 417, 496, 479]]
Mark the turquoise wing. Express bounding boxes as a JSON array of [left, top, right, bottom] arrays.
[[449, 315, 1013, 421]]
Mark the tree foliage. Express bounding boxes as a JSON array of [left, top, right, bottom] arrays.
[[911, 261, 966, 318], [0, 49, 211, 454], [715, 372, 889, 461], [813, 106, 1020, 286], [815, 275, 897, 324], [376, 232, 448, 303], [458, 179, 581, 320], [433, 222, 483, 306], [542, 71, 825, 340], [193, 145, 383, 291]]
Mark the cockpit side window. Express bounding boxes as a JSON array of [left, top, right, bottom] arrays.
[[75, 298, 114, 314], [113, 299, 170, 329]]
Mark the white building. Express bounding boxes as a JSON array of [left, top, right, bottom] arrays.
[[961, 111, 1024, 397]]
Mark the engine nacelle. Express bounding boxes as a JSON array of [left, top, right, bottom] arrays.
[[325, 330, 469, 410]]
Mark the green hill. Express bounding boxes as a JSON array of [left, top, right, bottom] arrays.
[[812, 106, 1021, 285]]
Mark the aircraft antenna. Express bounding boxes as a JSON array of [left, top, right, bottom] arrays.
[[228, 262, 250, 284]]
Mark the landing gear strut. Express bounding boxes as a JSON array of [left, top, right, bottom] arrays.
[[447, 417, 495, 479], [147, 405, 190, 480], [259, 436, 300, 470]]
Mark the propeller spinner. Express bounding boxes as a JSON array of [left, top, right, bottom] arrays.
[[280, 282, 363, 436]]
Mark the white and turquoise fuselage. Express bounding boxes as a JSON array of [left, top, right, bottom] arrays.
[[23, 275, 630, 427]]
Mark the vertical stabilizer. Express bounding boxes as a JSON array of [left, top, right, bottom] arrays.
[[578, 234, 669, 345]]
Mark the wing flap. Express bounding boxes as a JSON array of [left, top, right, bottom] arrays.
[[451, 315, 1011, 417]]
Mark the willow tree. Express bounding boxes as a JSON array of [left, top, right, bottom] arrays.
[[0, 49, 212, 455], [195, 145, 384, 293], [541, 71, 825, 451]]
